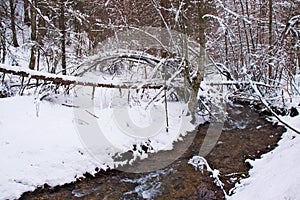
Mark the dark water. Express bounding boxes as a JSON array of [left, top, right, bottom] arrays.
[[20, 103, 286, 199]]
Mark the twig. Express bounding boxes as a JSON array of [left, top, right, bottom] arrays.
[[85, 110, 99, 119], [61, 103, 79, 108]]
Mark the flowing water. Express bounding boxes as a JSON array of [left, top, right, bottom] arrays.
[[20, 103, 286, 199]]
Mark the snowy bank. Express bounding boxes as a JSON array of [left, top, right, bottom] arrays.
[[229, 108, 300, 200], [0, 93, 194, 199], [0, 96, 101, 199]]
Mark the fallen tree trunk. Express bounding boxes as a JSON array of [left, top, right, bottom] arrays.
[[0, 64, 164, 89]]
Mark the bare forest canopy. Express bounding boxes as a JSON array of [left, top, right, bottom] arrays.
[[0, 0, 298, 76], [0, 0, 300, 125]]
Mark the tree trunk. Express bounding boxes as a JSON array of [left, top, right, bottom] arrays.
[[29, 0, 37, 70], [59, 0, 67, 75], [240, 0, 250, 54], [0, 18, 6, 64], [245, 0, 256, 51], [9, 0, 19, 47], [268, 0, 273, 83], [74, 19, 82, 58], [297, 48, 300, 73], [233, 0, 244, 69], [257, 0, 267, 47], [188, 2, 206, 121], [23, 0, 30, 26], [268, 0, 273, 47], [225, 30, 228, 65], [182, 0, 190, 103]]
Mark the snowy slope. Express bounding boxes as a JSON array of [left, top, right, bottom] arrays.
[[229, 109, 300, 200], [0, 92, 194, 199]]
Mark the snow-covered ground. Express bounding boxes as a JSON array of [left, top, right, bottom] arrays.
[[229, 105, 300, 200], [0, 68, 299, 199], [0, 96, 100, 199], [0, 90, 194, 199]]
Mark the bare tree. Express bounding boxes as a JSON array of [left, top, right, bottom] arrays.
[[188, 1, 216, 119]]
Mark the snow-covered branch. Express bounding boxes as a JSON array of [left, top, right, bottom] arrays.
[[284, 15, 300, 36], [188, 156, 228, 198], [0, 64, 164, 90], [250, 81, 300, 134], [215, 0, 252, 25]]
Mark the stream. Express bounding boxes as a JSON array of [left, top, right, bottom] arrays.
[[20, 103, 286, 199]]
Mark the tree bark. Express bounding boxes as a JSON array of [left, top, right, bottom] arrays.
[[0, 18, 6, 63], [268, 0, 273, 83], [296, 7, 300, 73], [9, 0, 19, 47], [182, 0, 190, 103], [233, 0, 244, 68], [59, 0, 67, 75], [245, 0, 256, 51], [268, 0, 273, 47], [0, 65, 164, 90], [29, 0, 37, 70], [240, 0, 250, 54], [188, 2, 207, 120], [23, 0, 30, 25]]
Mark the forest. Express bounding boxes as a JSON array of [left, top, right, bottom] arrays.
[[0, 0, 300, 199], [0, 0, 298, 100]]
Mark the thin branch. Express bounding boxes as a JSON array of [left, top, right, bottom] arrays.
[[251, 81, 300, 134]]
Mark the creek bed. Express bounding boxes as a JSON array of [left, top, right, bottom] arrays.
[[20, 103, 286, 199]]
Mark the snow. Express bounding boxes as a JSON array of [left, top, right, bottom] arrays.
[[0, 63, 162, 88], [72, 78, 195, 169], [0, 96, 102, 199], [0, 84, 194, 199], [229, 109, 300, 200], [1, 73, 299, 200]]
